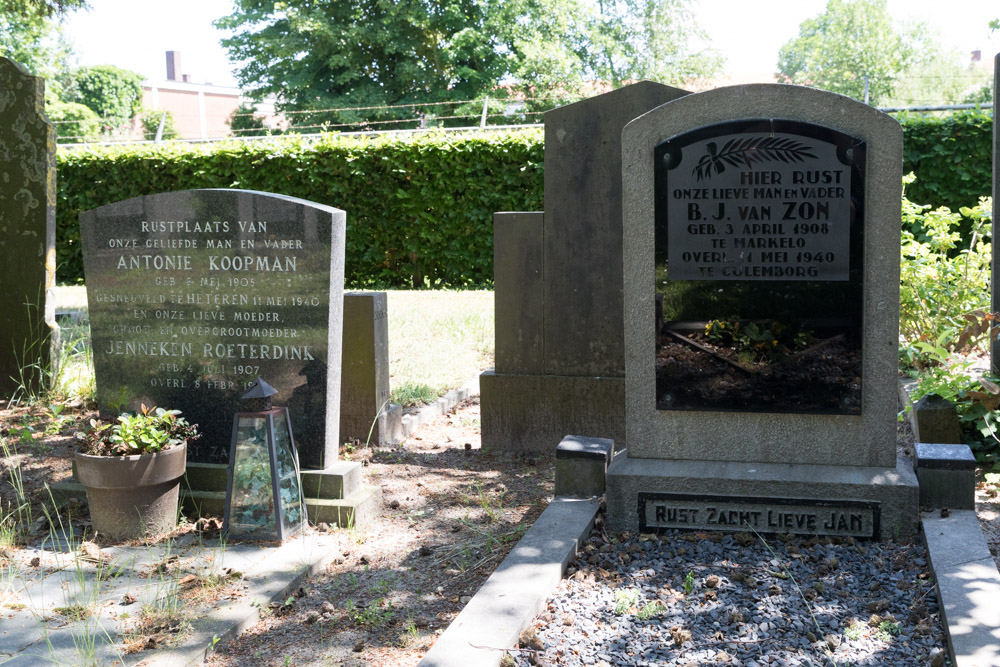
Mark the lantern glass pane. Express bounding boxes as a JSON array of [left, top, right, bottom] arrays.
[[229, 416, 276, 536], [273, 410, 303, 534]]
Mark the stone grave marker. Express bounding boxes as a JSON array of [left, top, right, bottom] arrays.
[[80, 189, 345, 469], [0, 57, 57, 398], [607, 84, 918, 539], [481, 81, 689, 451], [340, 291, 401, 445], [993, 52, 999, 375]]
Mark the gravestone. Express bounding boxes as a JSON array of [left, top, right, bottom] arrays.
[[80, 190, 345, 470], [481, 81, 689, 451], [340, 291, 402, 445], [607, 84, 919, 539], [0, 57, 57, 398], [993, 53, 999, 375]]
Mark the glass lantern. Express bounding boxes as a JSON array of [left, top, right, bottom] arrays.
[[223, 378, 305, 541]]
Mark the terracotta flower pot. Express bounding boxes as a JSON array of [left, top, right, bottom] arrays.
[[75, 442, 187, 541]]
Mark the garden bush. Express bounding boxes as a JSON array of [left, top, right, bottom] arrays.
[[899, 109, 993, 216], [56, 130, 544, 287], [898, 174, 998, 467]]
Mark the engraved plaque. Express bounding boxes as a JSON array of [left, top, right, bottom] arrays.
[[662, 127, 854, 281], [654, 120, 865, 415], [639, 493, 878, 538]]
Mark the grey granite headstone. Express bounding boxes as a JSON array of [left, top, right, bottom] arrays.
[[481, 81, 688, 451], [340, 291, 401, 445], [607, 84, 919, 540], [492, 212, 543, 375], [79, 189, 345, 469], [542, 80, 689, 376], [0, 57, 57, 398]]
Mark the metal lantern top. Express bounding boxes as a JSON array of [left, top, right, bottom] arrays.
[[241, 377, 279, 412]]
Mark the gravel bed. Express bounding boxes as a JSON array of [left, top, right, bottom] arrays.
[[514, 528, 949, 667]]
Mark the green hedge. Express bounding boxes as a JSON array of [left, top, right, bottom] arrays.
[[900, 110, 993, 213], [56, 113, 993, 286], [57, 130, 544, 287]]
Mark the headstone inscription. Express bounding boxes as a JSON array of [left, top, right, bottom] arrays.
[[607, 84, 919, 540], [0, 57, 57, 398], [80, 190, 345, 469], [655, 119, 863, 414], [480, 81, 689, 451]]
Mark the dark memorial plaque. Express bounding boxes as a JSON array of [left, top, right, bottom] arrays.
[[654, 120, 865, 415], [80, 190, 345, 467], [639, 493, 878, 539]]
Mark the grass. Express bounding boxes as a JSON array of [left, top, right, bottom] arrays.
[[385, 290, 494, 406]]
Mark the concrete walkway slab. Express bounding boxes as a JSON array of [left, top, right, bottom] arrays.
[[418, 496, 601, 667], [922, 511, 1000, 666], [0, 531, 338, 666]]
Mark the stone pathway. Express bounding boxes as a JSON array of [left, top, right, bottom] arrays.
[[0, 528, 336, 666]]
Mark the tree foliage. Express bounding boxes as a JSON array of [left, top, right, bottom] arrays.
[[583, 0, 721, 88], [0, 9, 73, 80], [3, 0, 87, 19], [777, 0, 915, 105], [883, 24, 991, 108], [63, 65, 144, 132], [216, 0, 721, 127]]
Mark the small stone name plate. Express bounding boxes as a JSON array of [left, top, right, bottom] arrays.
[[638, 492, 878, 538], [658, 120, 861, 282]]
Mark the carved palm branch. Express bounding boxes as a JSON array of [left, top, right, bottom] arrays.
[[693, 137, 818, 181]]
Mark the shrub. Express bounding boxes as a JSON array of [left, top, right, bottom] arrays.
[[63, 65, 144, 134], [898, 173, 992, 365], [138, 107, 180, 141], [56, 129, 545, 286], [899, 109, 993, 221], [46, 101, 102, 143]]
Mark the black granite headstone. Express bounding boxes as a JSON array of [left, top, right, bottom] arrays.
[[80, 190, 345, 468], [654, 120, 865, 415]]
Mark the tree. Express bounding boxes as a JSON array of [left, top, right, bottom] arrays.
[[4, 0, 87, 19], [583, 0, 722, 88], [777, 0, 916, 105], [217, 1, 514, 129], [883, 23, 992, 108], [63, 65, 144, 133], [227, 102, 275, 137], [0, 9, 74, 80], [216, 0, 721, 129]]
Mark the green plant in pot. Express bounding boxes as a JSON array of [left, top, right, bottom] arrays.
[[75, 405, 199, 541]]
